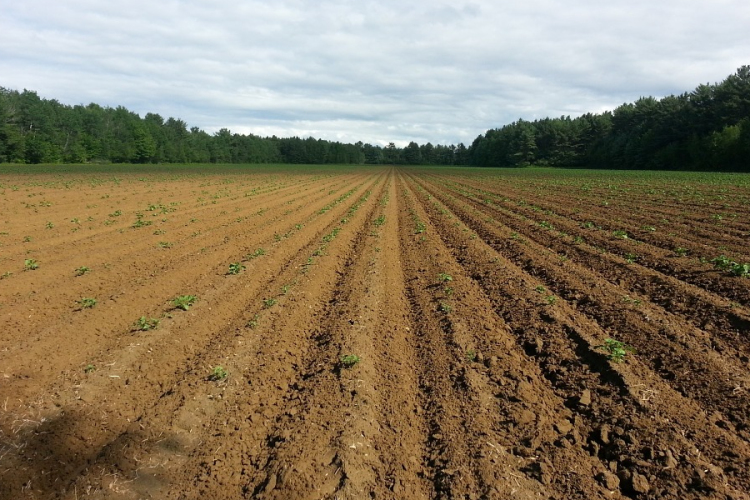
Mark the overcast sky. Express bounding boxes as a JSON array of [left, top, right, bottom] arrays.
[[2, 1, 749, 147]]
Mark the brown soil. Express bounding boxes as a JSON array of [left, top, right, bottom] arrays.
[[1, 166, 749, 500]]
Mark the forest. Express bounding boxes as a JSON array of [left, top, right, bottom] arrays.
[[1, 66, 748, 170]]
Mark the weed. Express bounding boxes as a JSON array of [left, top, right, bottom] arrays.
[[438, 273, 453, 283], [227, 262, 246, 275], [208, 366, 228, 381], [711, 255, 733, 271], [134, 316, 160, 331], [77, 297, 97, 309], [730, 262, 750, 277], [74, 266, 91, 276], [172, 295, 198, 310], [597, 338, 634, 363], [340, 354, 361, 368], [24, 259, 39, 271]]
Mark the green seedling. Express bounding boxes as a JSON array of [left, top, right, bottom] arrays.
[[340, 354, 361, 368], [134, 316, 160, 331], [373, 215, 386, 226], [439, 302, 452, 313], [438, 273, 453, 283], [263, 298, 277, 308], [158, 241, 172, 248], [597, 338, 634, 363], [46, 222, 54, 229], [625, 253, 638, 264], [674, 247, 688, 257], [78, 297, 97, 309], [534, 285, 546, 293], [24, 259, 39, 271], [227, 262, 245, 275], [730, 262, 750, 278], [84, 364, 96, 373], [612, 230, 628, 239], [208, 366, 228, 381], [465, 350, 477, 362], [0, 272, 12, 280], [172, 295, 198, 311], [545, 295, 557, 305], [444, 286, 454, 296], [74, 266, 90, 276], [539, 221, 553, 229]]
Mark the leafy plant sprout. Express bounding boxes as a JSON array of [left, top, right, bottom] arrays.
[[172, 295, 198, 311], [134, 316, 160, 331], [208, 366, 228, 381], [465, 350, 477, 362], [597, 338, 635, 363], [84, 364, 96, 373], [78, 297, 97, 309], [24, 259, 39, 271], [438, 273, 453, 283], [340, 354, 361, 368], [263, 298, 277, 308], [227, 262, 246, 275], [74, 266, 91, 276]]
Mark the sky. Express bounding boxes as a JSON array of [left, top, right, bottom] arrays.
[[2, 1, 749, 147]]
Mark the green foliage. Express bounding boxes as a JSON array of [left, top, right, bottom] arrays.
[[340, 354, 361, 368], [465, 350, 477, 362], [84, 364, 96, 373], [263, 298, 277, 308], [74, 266, 90, 276], [674, 247, 689, 257], [77, 297, 97, 309], [227, 262, 245, 275], [172, 294, 198, 310], [438, 273, 453, 283], [24, 259, 39, 270], [208, 366, 228, 381], [597, 338, 634, 363], [134, 316, 160, 331], [612, 230, 628, 239], [373, 215, 386, 226]]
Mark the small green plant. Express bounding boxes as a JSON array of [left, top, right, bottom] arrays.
[[172, 295, 198, 310], [581, 221, 595, 229], [45, 221, 54, 229], [263, 298, 277, 308], [439, 302, 452, 313], [438, 273, 453, 283], [245, 248, 266, 260], [711, 255, 733, 271], [675, 247, 688, 257], [625, 253, 638, 264], [78, 297, 97, 309], [74, 266, 91, 276], [24, 259, 39, 271], [373, 215, 386, 226], [247, 314, 260, 329], [340, 354, 361, 368], [0, 271, 12, 280], [208, 366, 228, 381], [534, 285, 546, 293], [109, 210, 122, 217], [641, 225, 656, 232], [612, 230, 628, 239], [84, 364, 96, 373], [545, 295, 557, 305], [158, 241, 172, 248], [539, 221, 553, 230], [134, 316, 160, 331], [415, 221, 427, 234], [597, 338, 634, 363], [444, 286, 454, 296], [573, 236, 584, 244], [227, 262, 246, 275], [730, 262, 750, 278], [465, 349, 477, 362]]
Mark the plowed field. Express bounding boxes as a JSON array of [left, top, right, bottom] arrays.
[[1, 165, 749, 499]]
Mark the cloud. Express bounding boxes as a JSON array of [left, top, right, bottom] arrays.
[[2, 0, 749, 147]]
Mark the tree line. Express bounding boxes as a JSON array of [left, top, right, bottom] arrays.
[[2, 66, 749, 170], [469, 66, 750, 171]]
